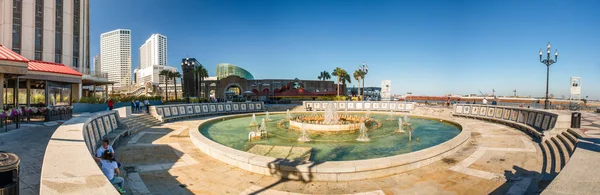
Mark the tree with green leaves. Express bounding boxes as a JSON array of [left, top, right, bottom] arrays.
[[353, 69, 365, 98], [193, 65, 209, 98], [159, 70, 171, 101], [332, 67, 350, 96], [170, 71, 182, 101], [317, 71, 331, 81]]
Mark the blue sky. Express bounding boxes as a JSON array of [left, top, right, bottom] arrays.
[[90, 0, 600, 99]]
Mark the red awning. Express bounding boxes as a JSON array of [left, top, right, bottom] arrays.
[[28, 60, 82, 76], [0, 44, 28, 62]]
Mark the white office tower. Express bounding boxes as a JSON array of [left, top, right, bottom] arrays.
[[137, 33, 173, 85], [0, 0, 91, 72], [381, 80, 392, 101], [100, 29, 131, 89], [139, 34, 167, 69]]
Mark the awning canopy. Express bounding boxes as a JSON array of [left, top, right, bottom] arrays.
[[28, 60, 82, 76], [0, 44, 28, 75]]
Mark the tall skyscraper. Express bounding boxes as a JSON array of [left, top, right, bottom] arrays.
[[93, 54, 101, 73], [0, 0, 91, 73], [137, 33, 173, 85], [100, 29, 131, 88], [139, 34, 167, 69]]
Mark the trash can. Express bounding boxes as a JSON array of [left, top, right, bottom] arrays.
[[0, 151, 19, 195], [571, 112, 581, 128]]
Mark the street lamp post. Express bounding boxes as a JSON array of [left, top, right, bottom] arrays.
[[539, 42, 558, 109], [181, 57, 195, 100], [358, 62, 368, 101]]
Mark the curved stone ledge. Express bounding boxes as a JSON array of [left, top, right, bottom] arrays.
[[40, 111, 120, 195], [189, 112, 470, 182]]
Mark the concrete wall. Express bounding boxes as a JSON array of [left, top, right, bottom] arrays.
[[73, 100, 162, 113]]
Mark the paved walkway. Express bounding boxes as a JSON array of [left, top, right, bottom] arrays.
[[580, 112, 600, 138], [115, 110, 545, 194], [0, 124, 59, 195]]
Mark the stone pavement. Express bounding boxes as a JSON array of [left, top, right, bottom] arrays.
[[0, 124, 60, 195], [115, 110, 546, 195], [579, 112, 600, 138]]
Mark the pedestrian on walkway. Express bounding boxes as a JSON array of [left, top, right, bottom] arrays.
[[144, 99, 150, 113], [100, 151, 126, 194], [108, 99, 114, 110], [135, 100, 141, 113]]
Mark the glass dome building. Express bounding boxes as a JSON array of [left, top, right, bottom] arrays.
[[216, 63, 254, 80]]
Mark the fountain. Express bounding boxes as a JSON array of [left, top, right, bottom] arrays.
[[396, 118, 405, 133], [249, 114, 258, 126], [312, 107, 317, 116], [407, 124, 413, 142], [298, 123, 311, 142], [387, 110, 395, 121], [323, 103, 339, 124], [356, 122, 370, 142], [265, 111, 271, 121], [286, 109, 292, 120]]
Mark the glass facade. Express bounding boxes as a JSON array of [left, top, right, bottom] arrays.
[[12, 0, 22, 54], [216, 63, 254, 80], [55, 0, 63, 63]]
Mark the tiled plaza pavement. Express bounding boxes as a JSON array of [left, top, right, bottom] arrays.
[[579, 112, 600, 138], [0, 124, 59, 195], [115, 110, 546, 195]]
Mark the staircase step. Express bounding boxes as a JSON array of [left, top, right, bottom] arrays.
[[556, 134, 574, 155], [551, 137, 569, 169], [545, 139, 562, 174], [567, 129, 584, 138], [562, 131, 578, 145], [539, 141, 552, 176]]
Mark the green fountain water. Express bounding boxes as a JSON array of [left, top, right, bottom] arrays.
[[200, 113, 461, 162]]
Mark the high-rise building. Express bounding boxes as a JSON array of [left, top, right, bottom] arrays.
[[100, 29, 131, 89], [0, 0, 91, 73], [136, 33, 173, 86], [93, 54, 101, 73], [381, 80, 392, 101], [139, 34, 167, 69]]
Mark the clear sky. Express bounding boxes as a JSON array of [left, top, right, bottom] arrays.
[[90, 0, 600, 99]]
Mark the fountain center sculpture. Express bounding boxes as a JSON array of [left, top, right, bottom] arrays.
[[289, 102, 376, 132]]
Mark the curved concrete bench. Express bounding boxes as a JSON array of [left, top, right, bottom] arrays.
[[303, 101, 416, 112], [451, 104, 572, 140], [40, 111, 124, 195], [150, 102, 265, 122], [189, 112, 470, 182]]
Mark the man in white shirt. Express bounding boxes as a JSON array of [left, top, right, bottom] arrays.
[[482, 98, 488, 105], [95, 139, 114, 159], [144, 99, 150, 113], [100, 151, 126, 194]]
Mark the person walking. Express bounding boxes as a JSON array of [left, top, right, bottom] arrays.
[[135, 100, 141, 113]]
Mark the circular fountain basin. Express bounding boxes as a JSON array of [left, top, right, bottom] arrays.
[[190, 112, 470, 181], [289, 120, 361, 132]]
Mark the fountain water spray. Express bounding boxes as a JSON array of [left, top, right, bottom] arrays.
[[356, 122, 370, 142], [298, 123, 311, 142], [396, 118, 405, 133], [249, 114, 258, 126], [265, 111, 271, 121], [408, 124, 413, 142], [259, 118, 268, 138], [387, 110, 395, 121], [286, 109, 292, 120], [323, 102, 339, 124], [404, 113, 409, 123], [365, 109, 371, 118]]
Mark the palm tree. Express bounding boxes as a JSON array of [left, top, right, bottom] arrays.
[[171, 71, 181, 101], [332, 67, 349, 96], [317, 71, 331, 81], [193, 65, 209, 98], [353, 69, 365, 98], [159, 70, 171, 101]]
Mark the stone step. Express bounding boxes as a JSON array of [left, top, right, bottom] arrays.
[[556, 133, 574, 155], [550, 137, 568, 169], [545, 139, 562, 174], [562, 131, 578, 145], [539, 141, 552, 176], [567, 129, 584, 138]]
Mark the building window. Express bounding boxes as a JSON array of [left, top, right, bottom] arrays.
[[34, 0, 44, 60], [12, 0, 22, 54], [72, 0, 80, 67], [55, 0, 63, 63]]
